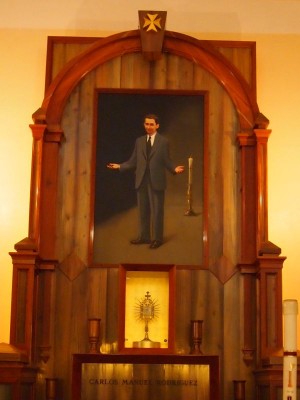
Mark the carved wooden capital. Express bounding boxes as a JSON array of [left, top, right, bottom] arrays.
[[242, 347, 255, 365], [30, 122, 64, 144], [29, 123, 47, 141], [237, 132, 256, 147], [253, 128, 272, 143]]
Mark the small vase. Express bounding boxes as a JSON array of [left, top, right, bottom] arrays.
[[88, 318, 101, 353], [190, 320, 203, 354]]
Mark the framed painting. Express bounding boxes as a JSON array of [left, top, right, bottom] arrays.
[[89, 89, 207, 267]]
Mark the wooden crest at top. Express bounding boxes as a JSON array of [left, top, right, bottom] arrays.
[[138, 10, 167, 61]]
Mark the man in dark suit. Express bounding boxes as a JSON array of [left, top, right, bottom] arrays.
[[107, 114, 184, 249]]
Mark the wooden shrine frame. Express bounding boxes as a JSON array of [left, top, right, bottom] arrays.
[[5, 26, 286, 400]]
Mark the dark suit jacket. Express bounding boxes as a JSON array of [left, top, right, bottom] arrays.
[[120, 133, 176, 190]]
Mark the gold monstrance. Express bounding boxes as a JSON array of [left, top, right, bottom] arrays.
[[133, 291, 160, 348]]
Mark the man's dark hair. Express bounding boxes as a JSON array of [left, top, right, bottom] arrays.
[[144, 114, 159, 124]]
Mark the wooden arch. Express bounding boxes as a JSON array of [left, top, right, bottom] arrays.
[[34, 30, 260, 132], [7, 29, 286, 400]]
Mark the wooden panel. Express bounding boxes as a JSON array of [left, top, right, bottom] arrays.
[[87, 268, 108, 349], [120, 53, 151, 88], [53, 54, 242, 398], [166, 55, 194, 90], [217, 46, 254, 87], [95, 58, 122, 88], [57, 52, 240, 278], [72, 354, 219, 400], [151, 56, 168, 89], [5, 32, 287, 400], [58, 85, 81, 261], [46, 37, 100, 88], [36, 36, 259, 400], [53, 267, 89, 399]]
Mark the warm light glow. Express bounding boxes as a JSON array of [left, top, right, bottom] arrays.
[[125, 271, 169, 348], [1, 25, 300, 351]]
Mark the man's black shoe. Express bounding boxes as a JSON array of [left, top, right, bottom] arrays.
[[130, 238, 151, 245], [149, 240, 163, 249]]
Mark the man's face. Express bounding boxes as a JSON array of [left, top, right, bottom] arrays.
[[144, 118, 159, 136]]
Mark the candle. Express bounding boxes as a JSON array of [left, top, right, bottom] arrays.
[[283, 299, 298, 400], [188, 156, 193, 185]]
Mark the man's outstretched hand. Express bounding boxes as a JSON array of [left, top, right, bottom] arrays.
[[107, 163, 120, 169], [175, 165, 185, 174]]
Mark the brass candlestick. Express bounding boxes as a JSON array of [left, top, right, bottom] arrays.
[[190, 320, 203, 354], [88, 318, 101, 353], [233, 380, 246, 400], [185, 156, 196, 216], [46, 378, 58, 400]]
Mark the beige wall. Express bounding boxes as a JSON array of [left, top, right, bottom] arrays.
[[1, 1, 300, 345]]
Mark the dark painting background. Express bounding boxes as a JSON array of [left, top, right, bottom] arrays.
[[93, 91, 205, 265]]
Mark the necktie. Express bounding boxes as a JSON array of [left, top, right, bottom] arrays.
[[147, 136, 151, 158]]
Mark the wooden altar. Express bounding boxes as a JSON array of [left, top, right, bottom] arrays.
[[0, 10, 288, 400], [72, 354, 219, 400]]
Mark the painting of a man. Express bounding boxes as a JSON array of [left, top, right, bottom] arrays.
[[92, 91, 204, 266], [107, 114, 184, 249]]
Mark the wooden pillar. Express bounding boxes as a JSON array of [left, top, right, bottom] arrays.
[[38, 127, 64, 259], [237, 132, 257, 364], [9, 121, 62, 362], [257, 255, 285, 360], [253, 128, 271, 253], [13, 123, 46, 252], [9, 251, 39, 361], [28, 123, 47, 247], [237, 132, 257, 263], [239, 264, 257, 364], [36, 262, 57, 364]]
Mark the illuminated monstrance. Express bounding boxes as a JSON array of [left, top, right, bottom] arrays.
[[133, 291, 161, 348]]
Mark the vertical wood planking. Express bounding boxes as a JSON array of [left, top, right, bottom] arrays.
[[57, 85, 81, 261], [120, 53, 151, 88], [166, 55, 194, 90], [151, 56, 168, 89], [87, 267, 108, 346], [51, 43, 67, 82], [75, 72, 96, 263], [221, 93, 240, 273], [175, 269, 192, 354], [49, 42, 254, 399], [95, 58, 122, 88], [218, 46, 253, 87]]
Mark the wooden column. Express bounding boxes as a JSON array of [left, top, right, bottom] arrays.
[[10, 121, 62, 362], [237, 132, 257, 263], [257, 255, 285, 360], [239, 264, 257, 364], [237, 132, 257, 364], [0, 342, 37, 400], [253, 128, 271, 253], [38, 127, 64, 259], [13, 123, 46, 252], [9, 251, 39, 360], [36, 262, 57, 364]]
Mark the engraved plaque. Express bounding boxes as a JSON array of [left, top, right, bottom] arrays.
[[72, 355, 219, 400], [82, 363, 210, 400]]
